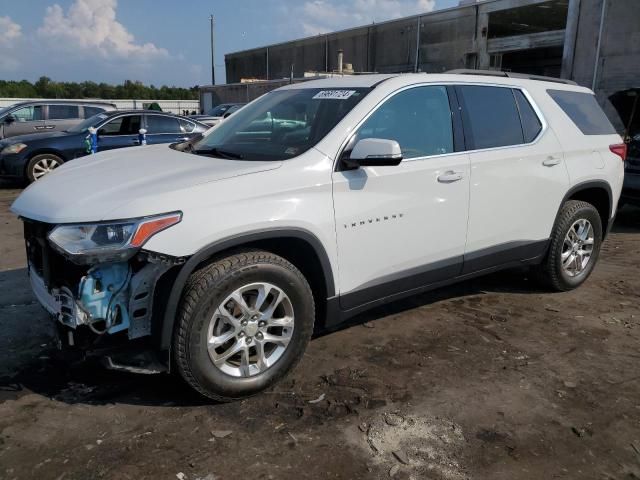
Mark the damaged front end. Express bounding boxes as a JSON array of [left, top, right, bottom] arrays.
[[23, 214, 184, 373]]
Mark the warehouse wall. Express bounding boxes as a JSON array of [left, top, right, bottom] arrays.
[[567, 0, 640, 130], [225, 4, 479, 83]]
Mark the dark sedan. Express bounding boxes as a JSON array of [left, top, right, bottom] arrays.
[[0, 110, 208, 183]]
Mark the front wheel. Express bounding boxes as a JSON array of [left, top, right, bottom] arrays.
[[535, 200, 603, 291], [26, 154, 64, 182], [174, 250, 315, 401]]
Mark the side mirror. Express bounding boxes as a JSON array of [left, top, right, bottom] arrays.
[[4, 114, 15, 124], [344, 138, 403, 168]]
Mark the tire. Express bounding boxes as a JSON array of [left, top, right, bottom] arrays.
[[174, 250, 315, 402], [26, 154, 64, 183], [535, 200, 603, 291]]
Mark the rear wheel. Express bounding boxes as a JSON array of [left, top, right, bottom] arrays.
[[536, 200, 603, 291], [26, 154, 63, 182], [174, 250, 315, 401]]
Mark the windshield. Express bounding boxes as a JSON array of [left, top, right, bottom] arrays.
[[0, 105, 15, 119], [208, 104, 233, 116], [67, 113, 109, 133], [192, 87, 370, 161]]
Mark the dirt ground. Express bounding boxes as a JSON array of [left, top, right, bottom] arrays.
[[1, 180, 639, 480]]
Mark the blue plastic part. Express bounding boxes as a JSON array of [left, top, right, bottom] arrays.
[[78, 262, 131, 334]]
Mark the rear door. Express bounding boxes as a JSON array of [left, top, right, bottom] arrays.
[[3, 105, 45, 138], [44, 104, 82, 133], [144, 114, 190, 144], [97, 114, 143, 151], [457, 85, 569, 272]]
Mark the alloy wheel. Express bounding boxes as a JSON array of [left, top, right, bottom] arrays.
[[561, 218, 595, 277], [32, 157, 61, 179], [206, 282, 294, 377]]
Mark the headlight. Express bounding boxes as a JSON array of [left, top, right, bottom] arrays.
[[1, 143, 27, 155], [48, 212, 182, 264]]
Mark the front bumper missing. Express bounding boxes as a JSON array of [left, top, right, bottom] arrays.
[[29, 260, 170, 339]]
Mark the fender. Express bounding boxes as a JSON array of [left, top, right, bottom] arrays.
[[157, 227, 336, 351], [557, 180, 614, 237]]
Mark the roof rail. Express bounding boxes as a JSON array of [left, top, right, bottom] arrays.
[[445, 69, 577, 86]]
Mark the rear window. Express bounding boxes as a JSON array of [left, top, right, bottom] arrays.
[[84, 106, 106, 118], [48, 105, 80, 120], [146, 115, 180, 134], [547, 89, 616, 135], [457, 85, 524, 149]]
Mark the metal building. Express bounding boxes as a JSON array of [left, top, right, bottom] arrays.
[[201, 0, 638, 136]]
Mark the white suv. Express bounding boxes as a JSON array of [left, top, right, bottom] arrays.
[[12, 73, 626, 401]]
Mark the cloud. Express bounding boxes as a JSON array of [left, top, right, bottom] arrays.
[[37, 0, 168, 58], [0, 16, 23, 72], [0, 16, 22, 45], [296, 0, 436, 36]]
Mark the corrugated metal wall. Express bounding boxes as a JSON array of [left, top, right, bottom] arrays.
[[224, 4, 479, 83]]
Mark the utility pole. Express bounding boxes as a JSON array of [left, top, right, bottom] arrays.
[[209, 14, 216, 85]]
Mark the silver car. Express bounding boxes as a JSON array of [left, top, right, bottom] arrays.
[[0, 100, 116, 139]]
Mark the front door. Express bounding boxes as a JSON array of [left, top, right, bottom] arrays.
[[332, 85, 470, 311], [3, 105, 45, 138], [97, 114, 143, 151]]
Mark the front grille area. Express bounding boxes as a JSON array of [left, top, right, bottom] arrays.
[[23, 219, 88, 293]]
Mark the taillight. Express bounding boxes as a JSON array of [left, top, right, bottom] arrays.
[[609, 143, 627, 161]]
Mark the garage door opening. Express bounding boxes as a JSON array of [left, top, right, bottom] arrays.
[[500, 46, 564, 78]]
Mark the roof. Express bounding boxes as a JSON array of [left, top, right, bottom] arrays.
[[278, 72, 590, 91], [281, 74, 400, 89], [101, 109, 196, 118], [9, 99, 116, 107]]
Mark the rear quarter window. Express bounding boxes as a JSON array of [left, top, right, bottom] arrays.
[[514, 90, 543, 143], [547, 89, 616, 135]]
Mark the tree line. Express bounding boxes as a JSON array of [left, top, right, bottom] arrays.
[[0, 77, 199, 100]]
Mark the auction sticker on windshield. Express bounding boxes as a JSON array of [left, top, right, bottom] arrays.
[[312, 90, 356, 100]]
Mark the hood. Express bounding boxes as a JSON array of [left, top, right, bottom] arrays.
[[11, 143, 281, 224], [1, 131, 75, 146]]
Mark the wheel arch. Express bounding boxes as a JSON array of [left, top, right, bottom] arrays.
[[157, 228, 336, 352], [559, 180, 613, 238]]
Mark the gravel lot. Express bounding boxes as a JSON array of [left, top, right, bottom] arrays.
[[1, 180, 639, 480]]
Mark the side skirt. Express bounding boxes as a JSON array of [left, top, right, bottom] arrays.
[[326, 239, 549, 327]]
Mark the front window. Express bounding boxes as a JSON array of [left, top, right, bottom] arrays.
[[353, 86, 454, 159], [192, 87, 370, 161], [11, 105, 44, 122], [98, 115, 142, 136]]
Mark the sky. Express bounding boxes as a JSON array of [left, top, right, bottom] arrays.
[[0, 0, 460, 87]]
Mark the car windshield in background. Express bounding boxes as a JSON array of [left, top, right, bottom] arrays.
[[191, 88, 371, 161], [209, 104, 232, 116], [67, 113, 109, 133], [0, 105, 14, 118]]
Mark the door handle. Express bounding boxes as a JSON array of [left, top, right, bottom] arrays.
[[543, 156, 561, 167], [437, 171, 464, 183]]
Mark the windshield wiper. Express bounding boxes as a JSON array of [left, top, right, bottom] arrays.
[[192, 147, 244, 160]]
